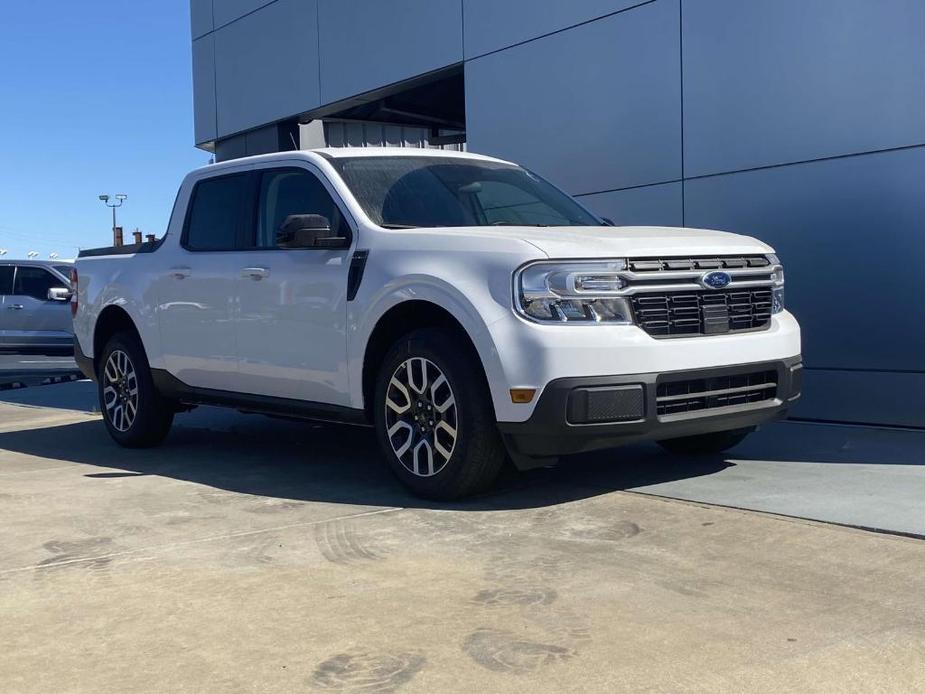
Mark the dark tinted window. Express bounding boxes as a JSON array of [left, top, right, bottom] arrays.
[[332, 156, 600, 228], [53, 265, 73, 277], [185, 173, 251, 250], [12, 266, 66, 301], [256, 169, 347, 248], [0, 266, 13, 295], [474, 180, 577, 226]]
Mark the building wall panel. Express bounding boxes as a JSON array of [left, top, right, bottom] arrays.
[[463, 0, 648, 58], [683, 0, 925, 177], [319, 0, 463, 105], [795, 370, 925, 428], [577, 183, 683, 227], [466, 0, 681, 195], [213, 0, 320, 137], [193, 0, 925, 428], [685, 146, 925, 374], [213, 0, 275, 29], [190, 0, 213, 38], [192, 35, 217, 144]]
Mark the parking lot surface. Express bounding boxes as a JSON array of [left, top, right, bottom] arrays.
[[2, 383, 924, 693], [0, 352, 80, 388]]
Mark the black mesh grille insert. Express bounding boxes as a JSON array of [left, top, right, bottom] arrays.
[[657, 370, 778, 416], [567, 384, 645, 424], [628, 256, 770, 272], [630, 289, 772, 338]]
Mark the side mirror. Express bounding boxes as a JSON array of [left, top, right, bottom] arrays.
[[48, 287, 71, 302], [277, 214, 349, 249]]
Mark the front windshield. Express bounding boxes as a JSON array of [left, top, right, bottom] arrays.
[[331, 156, 601, 228]]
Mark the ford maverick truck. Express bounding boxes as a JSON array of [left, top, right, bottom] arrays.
[[73, 148, 801, 498]]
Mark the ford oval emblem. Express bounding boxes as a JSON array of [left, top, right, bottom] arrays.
[[701, 271, 732, 289]]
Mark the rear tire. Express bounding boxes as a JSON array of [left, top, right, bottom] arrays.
[[657, 428, 752, 456], [98, 331, 174, 448], [373, 328, 506, 500]]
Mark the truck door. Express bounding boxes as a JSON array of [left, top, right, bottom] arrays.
[[231, 165, 353, 405], [2, 265, 72, 348], [154, 172, 249, 390]]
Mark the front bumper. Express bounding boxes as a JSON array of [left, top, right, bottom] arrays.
[[498, 356, 802, 467], [485, 311, 801, 422]]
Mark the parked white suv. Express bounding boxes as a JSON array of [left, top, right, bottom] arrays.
[[73, 148, 801, 498]]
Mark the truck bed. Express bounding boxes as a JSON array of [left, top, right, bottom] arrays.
[[78, 239, 163, 258]]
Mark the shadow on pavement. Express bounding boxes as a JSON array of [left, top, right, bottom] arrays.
[[0, 380, 95, 411], [0, 412, 733, 511], [3, 380, 922, 512]]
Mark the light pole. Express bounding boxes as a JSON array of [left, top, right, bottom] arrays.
[[99, 193, 128, 237]]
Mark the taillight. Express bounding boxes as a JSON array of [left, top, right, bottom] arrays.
[[70, 268, 78, 317]]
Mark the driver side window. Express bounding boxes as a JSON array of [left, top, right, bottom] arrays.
[[12, 266, 66, 301], [256, 169, 346, 248], [0, 266, 13, 296]]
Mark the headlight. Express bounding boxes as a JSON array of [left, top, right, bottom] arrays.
[[768, 254, 785, 314], [515, 260, 633, 323]]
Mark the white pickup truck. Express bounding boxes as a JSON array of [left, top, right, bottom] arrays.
[[73, 148, 801, 498]]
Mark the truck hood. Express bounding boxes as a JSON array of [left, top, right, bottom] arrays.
[[413, 225, 773, 259]]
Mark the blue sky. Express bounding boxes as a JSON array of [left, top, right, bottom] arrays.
[[0, 0, 208, 259]]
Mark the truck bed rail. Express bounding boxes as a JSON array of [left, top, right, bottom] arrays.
[[78, 239, 163, 258]]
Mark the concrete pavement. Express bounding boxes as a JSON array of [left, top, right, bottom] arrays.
[[2, 385, 925, 692]]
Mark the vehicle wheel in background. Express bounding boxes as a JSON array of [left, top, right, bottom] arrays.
[[657, 428, 752, 456], [374, 328, 506, 500], [98, 331, 174, 448]]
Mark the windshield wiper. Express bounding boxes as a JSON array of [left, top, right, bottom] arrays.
[[490, 222, 553, 227], [380, 223, 420, 229]]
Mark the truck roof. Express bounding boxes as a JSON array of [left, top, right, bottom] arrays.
[[0, 258, 73, 267], [194, 147, 514, 177], [312, 147, 510, 163]]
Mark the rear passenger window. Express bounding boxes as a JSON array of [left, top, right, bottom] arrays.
[[12, 266, 66, 301], [0, 266, 13, 295], [184, 173, 251, 250]]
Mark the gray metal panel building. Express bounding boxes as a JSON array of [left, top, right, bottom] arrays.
[[189, 0, 925, 427]]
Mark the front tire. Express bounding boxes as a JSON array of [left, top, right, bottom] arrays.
[[373, 329, 506, 500], [98, 331, 174, 448], [657, 427, 752, 456]]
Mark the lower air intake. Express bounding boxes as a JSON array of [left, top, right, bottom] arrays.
[[656, 370, 778, 416]]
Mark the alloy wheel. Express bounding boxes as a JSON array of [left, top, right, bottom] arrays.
[[102, 349, 139, 432], [384, 357, 458, 477]]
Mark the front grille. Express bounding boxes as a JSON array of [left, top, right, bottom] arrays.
[[628, 256, 770, 272], [657, 370, 778, 416], [630, 289, 772, 337]]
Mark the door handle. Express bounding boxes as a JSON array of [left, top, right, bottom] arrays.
[[241, 267, 270, 280], [6, 304, 24, 310], [169, 266, 192, 279]]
